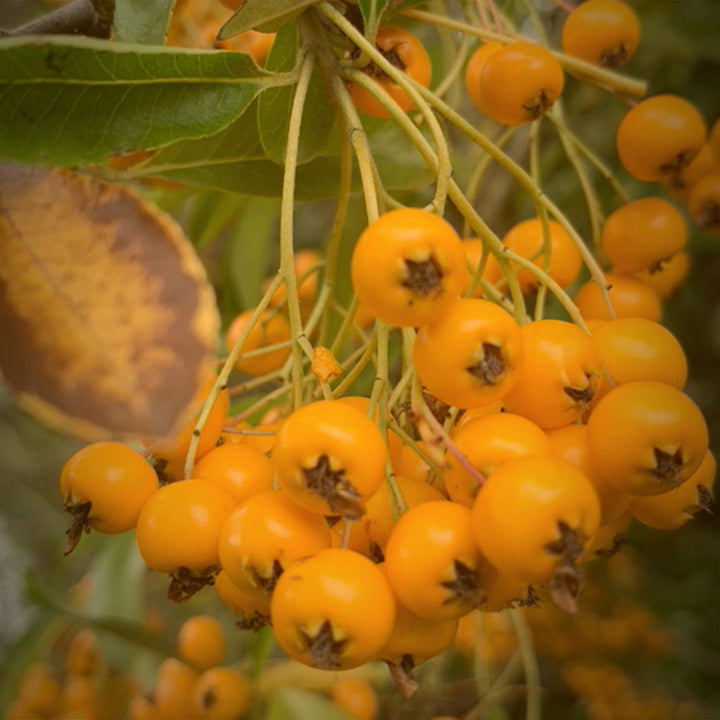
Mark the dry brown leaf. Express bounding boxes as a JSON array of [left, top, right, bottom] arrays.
[[0, 162, 220, 441]]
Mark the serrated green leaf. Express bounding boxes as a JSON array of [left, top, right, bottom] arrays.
[[0, 36, 268, 166], [257, 24, 336, 165], [217, 0, 315, 39], [113, 0, 176, 45], [266, 688, 356, 720]]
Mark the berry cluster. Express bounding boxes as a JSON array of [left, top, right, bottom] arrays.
[[18, 0, 719, 716]]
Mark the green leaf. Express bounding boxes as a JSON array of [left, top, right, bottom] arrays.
[[0, 36, 267, 166], [134, 99, 266, 174], [222, 197, 279, 312], [217, 0, 315, 39], [358, 0, 390, 36], [257, 24, 336, 165], [265, 688, 356, 720], [138, 117, 434, 199], [113, 0, 176, 45]]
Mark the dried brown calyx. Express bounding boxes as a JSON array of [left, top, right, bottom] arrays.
[[523, 89, 555, 120], [441, 559, 485, 608], [251, 559, 284, 595], [466, 342, 506, 385], [545, 521, 587, 615], [386, 654, 419, 698], [564, 373, 597, 409], [303, 454, 365, 519], [696, 485, 714, 514], [660, 150, 696, 180], [600, 43, 630, 68], [64, 501, 92, 556], [298, 620, 348, 670], [650, 446, 684, 486], [236, 612, 269, 632], [402, 255, 444, 298], [694, 199, 720, 233], [168, 565, 219, 603]]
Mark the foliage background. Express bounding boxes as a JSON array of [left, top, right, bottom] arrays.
[[1, 0, 719, 718]]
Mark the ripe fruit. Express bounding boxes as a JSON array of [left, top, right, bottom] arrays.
[[687, 170, 720, 235], [600, 198, 687, 273], [214, 570, 270, 631], [177, 615, 227, 670], [350, 209, 467, 328], [59, 441, 158, 555], [134, 479, 237, 601], [586, 381, 709, 496], [503, 319, 602, 429], [561, 0, 640, 67], [149, 658, 198, 720], [271, 548, 396, 670], [497, 218, 582, 292], [412, 298, 524, 409], [349, 26, 432, 119], [464, 42, 502, 114], [225, 308, 291, 377], [192, 667, 252, 720], [330, 677, 379, 720], [633, 250, 690, 299], [193, 442, 274, 503], [263, 247, 322, 322], [631, 450, 716, 530], [471, 455, 601, 612], [271, 400, 387, 518], [384, 501, 491, 620], [574, 273, 662, 322], [443, 412, 550, 507], [479, 41, 564, 125], [591, 317, 688, 400], [616, 95, 707, 182], [217, 489, 331, 596]]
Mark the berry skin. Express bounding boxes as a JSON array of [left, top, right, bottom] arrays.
[[561, 0, 640, 68], [413, 298, 524, 410], [225, 308, 291, 377], [177, 615, 227, 670], [271, 400, 387, 519], [271, 548, 397, 670], [349, 26, 432, 119], [471, 455, 601, 613], [631, 450, 716, 530], [60, 441, 158, 554], [687, 170, 720, 235], [600, 198, 687, 274], [384, 500, 491, 621], [193, 442, 274, 503], [503, 319, 602, 429], [134, 479, 237, 602], [330, 677, 379, 720], [616, 95, 707, 182], [443, 412, 550, 507], [479, 41, 564, 125], [192, 667, 252, 720], [499, 218, 582, 292], [574, 273, 662, 322], [217, 489, 332, 597], [351, 209, 467, 328], [633, 250, 690, 299], [586, 381, 709, 496], [464, 42, 502, 114]]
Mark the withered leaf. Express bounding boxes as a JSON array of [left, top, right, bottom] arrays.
[[0, 163, 220, 441]]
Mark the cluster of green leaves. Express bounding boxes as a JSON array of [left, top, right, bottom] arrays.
[[0, 0, 432, 200]]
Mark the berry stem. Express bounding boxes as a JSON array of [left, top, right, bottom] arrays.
[[510, 608, 542, 720]]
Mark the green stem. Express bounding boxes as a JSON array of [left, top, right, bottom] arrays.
[[510, 608, 542, 720], [317, 1, 452, 216], [183, 273, 284, 478], [279, 47, 316, 409]]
